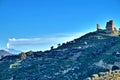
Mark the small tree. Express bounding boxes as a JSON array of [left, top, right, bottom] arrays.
[[50, 46, 54, 50], [57, 43, 61, 47]]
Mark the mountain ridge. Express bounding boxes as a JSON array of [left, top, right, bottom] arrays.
[[6, 48, 21, 54], [0, 20, 120, 80]]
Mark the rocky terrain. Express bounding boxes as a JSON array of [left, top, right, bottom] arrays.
[[87, 70, 120, 80]]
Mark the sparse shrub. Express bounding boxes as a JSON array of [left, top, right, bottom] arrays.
[[50, 46, 54, 50], [57, 43, 61, 47], [112, 66, 119, 70]]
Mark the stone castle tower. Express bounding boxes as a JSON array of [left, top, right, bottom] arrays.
[[106, 20, 114, 32], [97, 24, 100, 31]]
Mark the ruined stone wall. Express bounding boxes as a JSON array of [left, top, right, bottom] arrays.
[[106, 20, 114, 32], [97, 24, 100, 31]]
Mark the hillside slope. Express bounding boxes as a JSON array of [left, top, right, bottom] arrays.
[[0, 31, 120, 80]]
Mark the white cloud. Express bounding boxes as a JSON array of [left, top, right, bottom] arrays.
[[6, 32, 85, 51], [6, 43, 10, 49]]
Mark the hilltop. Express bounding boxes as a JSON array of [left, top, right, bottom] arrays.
[[0, 20, 120, 80]]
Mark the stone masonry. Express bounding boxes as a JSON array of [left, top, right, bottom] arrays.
[[97, 24, 100, 31], [96, 20, 115, 33], [106, 20, 114, 32]]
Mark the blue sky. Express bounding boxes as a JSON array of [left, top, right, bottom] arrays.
[[0, 0, 120, 52]]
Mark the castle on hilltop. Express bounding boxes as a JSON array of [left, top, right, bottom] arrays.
[[106, 20, 114, 32], [96, 20, 117, 33]]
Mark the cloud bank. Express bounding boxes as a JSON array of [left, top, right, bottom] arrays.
[[6, 32, 84, 51]]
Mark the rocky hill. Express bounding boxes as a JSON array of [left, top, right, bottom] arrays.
[[0, 20, 120, 80]]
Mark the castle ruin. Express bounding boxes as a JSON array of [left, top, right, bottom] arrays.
[[97, 24, 100, 31], [96, 20, 115, 33], [106, 20, 114, 32]]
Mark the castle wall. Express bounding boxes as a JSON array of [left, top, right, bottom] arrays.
[[97, 24, 100, 31], [106, 20, 114, 32]]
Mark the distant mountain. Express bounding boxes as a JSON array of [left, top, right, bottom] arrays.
[[6, 48, 21, 54], [0, 50, 11, 58], [0, 20, 120, 80]]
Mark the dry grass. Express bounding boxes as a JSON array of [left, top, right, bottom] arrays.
[[86, 70, 120, 80], [111, 77, 120, 80]]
